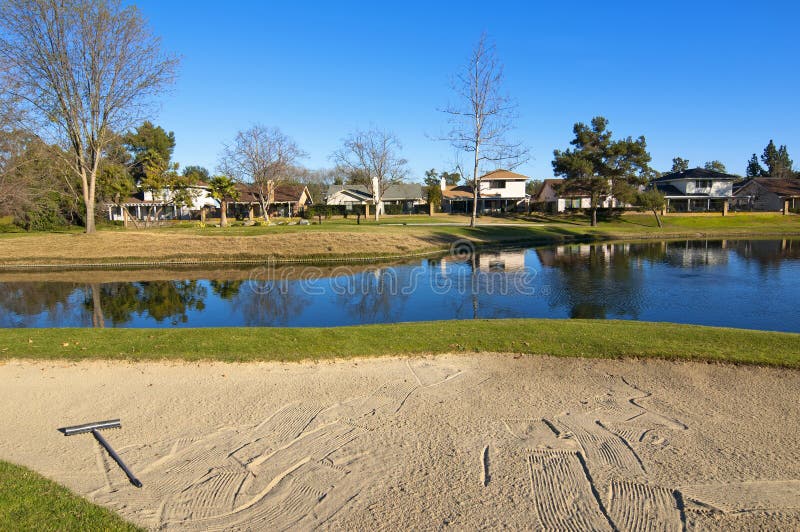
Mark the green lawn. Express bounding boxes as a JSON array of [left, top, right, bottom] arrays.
[[2, 319, 799, 368], [0, 461, 141, 531]]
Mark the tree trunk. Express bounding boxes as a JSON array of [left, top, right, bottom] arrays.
[[470, 153, 480, 227], [591, 207, 597, 227], [652, 209, 663, 228], [84, 198, 96, 233], [220, 201, 228, 227]]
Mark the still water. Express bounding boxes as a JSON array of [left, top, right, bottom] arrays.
[[1, 239, 798, 332]]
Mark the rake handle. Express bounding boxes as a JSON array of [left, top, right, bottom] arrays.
[[91, 429, 143, 488]]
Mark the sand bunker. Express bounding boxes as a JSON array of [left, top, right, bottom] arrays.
[[0, 355, 798, 530]]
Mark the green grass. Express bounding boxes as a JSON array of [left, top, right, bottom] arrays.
[[2, 319, 799, 368], [0, 461, 141, 531]]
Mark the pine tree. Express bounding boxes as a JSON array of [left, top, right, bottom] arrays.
[[761, 140, 794, 178], [671, 157, 689, 172], [703, 160, 727, 173], [553, 117, 651, 227], [746, 154, 764, 177]]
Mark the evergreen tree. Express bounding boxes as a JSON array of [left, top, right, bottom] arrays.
[[671, 157, 689, 173], [703, 160, 727, 173], [746, 154, 764, 177], [761, 140, 794, 178], [125, 121, 176, 181], [552, 117, 652, 226]]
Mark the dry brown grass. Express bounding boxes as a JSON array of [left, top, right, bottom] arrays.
[[0, 229, 455, 266], [0, 259, 420, 283]]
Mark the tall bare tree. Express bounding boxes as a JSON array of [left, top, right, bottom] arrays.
[[441, 33, 528, 227], [218, 125, 305, 223], [0, 0, 178, 233], [332, 128, 408, 221]]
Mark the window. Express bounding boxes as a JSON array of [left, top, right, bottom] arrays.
[[489, 180, 506, 189], [695, 180, 712, 189]]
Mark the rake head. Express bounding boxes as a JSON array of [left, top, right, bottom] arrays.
[[58, 419, 121, 436]]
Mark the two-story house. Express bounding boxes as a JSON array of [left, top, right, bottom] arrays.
[[653, 168, 737, 212], [441, 169, 528, 214]]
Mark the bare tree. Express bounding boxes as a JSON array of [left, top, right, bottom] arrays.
[[0, 0, 178, 233], [218, 125, 305, 223], [332, 128, 408, 221], [441, 33, 528, 227]]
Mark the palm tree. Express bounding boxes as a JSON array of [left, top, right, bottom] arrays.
[[208, 176, 238, 227]]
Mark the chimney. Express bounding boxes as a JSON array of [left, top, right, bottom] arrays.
[[440, 177, 446, 192]]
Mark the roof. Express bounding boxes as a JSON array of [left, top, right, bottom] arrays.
[[325, 183, 423, 201], [442, 185, 474, 199], [273, 184, 311, 203], [233, 183, 311, 203], [654, 168, 738, 183], [479, 169, 529, 181], [735, 177, 800, 198]]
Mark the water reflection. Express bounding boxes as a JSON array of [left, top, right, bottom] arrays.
[[536, 243, 644, 319], [0, 239, 798, 332]]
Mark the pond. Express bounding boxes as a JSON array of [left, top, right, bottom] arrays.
[[1, 238, 798, 332]]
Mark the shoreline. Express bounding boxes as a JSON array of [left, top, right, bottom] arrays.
[[2, 225, 799, 270]]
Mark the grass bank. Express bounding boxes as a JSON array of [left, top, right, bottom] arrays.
[[2, 319, 799, 368], [0, 461, 141, 531], [0, 213, 798, 267]]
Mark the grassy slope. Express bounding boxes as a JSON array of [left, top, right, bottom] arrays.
[[0, 461, 141, 532], [0, 213, 798, 266], [2, 319, 798, 368]]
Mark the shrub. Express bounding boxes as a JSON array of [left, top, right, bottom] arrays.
[[16, 209, 69, 231], [384, 203, 404, 215]]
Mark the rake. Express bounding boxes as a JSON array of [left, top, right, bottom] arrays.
[[57, 419, 142, 488]]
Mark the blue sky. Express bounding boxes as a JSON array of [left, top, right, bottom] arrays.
[[135, 0, 799, 181]]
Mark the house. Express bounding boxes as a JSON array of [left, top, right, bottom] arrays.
[[106, 181, 217, 222], [652, 168, 737, 213], [106, 182, 313, 222], [531, 179, 623, 213], [230, 183, 313, 219], [441, 169, 528, 214], [324, 183, 425, 214], [732, 178, 800, 213]]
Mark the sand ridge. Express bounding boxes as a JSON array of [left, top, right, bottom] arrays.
[[0, 354, 799, 530]]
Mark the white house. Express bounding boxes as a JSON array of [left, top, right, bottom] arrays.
[[325, 182, 424, 214], [106, 181, 218, 222], [532, 179, 622, 213], [441, 169, 528, 213], [653, 168, 736, 212]]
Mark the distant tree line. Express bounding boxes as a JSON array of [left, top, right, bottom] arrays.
[[669, 139, 797, 179]]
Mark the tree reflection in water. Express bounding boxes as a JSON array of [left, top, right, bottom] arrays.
[[83, 281, 207, 327], [538, 243, 649, 320]]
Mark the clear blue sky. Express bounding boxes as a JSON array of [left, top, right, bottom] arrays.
[[134, 0, 799, 181]]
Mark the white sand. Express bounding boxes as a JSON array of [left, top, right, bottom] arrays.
[[1, 354, 799, 530]]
